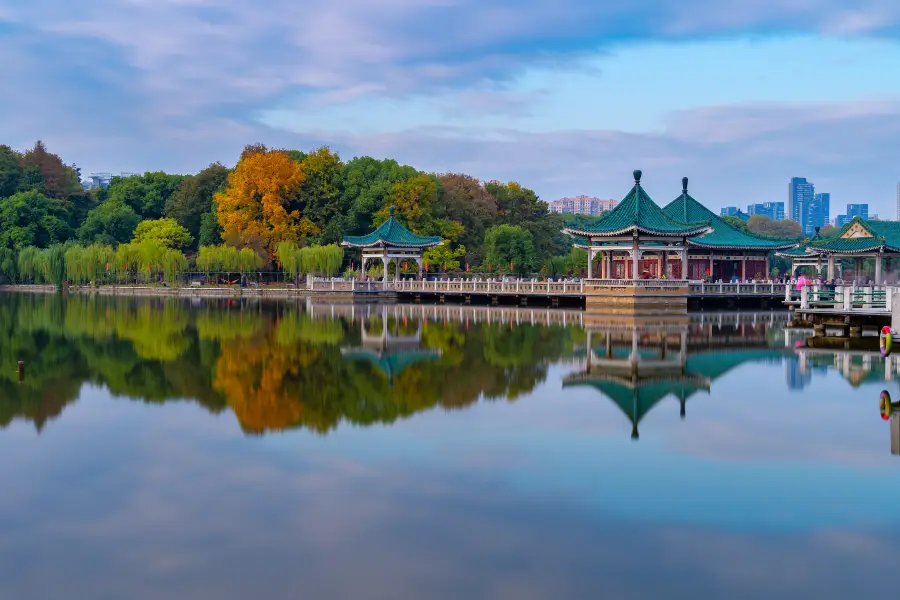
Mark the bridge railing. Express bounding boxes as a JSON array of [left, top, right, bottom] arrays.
[[798, 285, 894, 310]]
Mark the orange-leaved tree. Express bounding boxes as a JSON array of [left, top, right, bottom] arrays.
[[215, 149, 319, 259]]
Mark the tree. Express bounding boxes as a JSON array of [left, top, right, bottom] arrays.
[[215, 149, 317, 259], [107, 172, 187, 219], [340, 157, 420, 236], [485, 180, 567, 262], [0, 190, 72, 249], [484, 224, 536, 274], [721, 215, 749, 232], [819, 225, 839, 238], [374, 173, 439, 233], [198, 202, 222, 246], [77, 200, 141, 245], [132, 218, 193, 250], [746, 215, 802, 238], [20, 141, 79, 201], [435, 173, 497, 265], [296, 147, 344, 241], [164, 163, 229, 246], [423, 243, 466, 273], [0, 145, 23, 198]]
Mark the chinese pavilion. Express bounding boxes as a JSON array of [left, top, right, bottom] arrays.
[[661, 177, 796, 280], [342, 206, 442, 281], [562, 170, 712, 280], [802, 217, 900, 284]]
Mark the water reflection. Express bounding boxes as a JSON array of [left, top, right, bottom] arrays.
[[5, 293, 900, 438], [4, 294, 900, 599]]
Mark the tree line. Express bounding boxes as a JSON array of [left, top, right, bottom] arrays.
[[0, 140, 578, 283]]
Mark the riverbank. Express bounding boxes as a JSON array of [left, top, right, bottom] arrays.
[[0, 284, 378, 301]]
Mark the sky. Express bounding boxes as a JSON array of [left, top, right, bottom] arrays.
[[2, 0, 900, 215]]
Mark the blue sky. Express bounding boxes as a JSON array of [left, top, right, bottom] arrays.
[[2, 0, 899, 214]]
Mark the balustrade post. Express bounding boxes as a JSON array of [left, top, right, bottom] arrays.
[[800, 285, 809, 309]]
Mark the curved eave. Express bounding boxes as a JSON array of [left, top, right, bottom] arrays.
[[563, 225, 713, 238], [687, 239, 796, 251], [341, 239, 443, 248], [807, 244, 885, 255]]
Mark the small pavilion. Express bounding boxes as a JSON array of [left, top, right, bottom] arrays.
[[803, 217, 900, 284], [562, 170, 712, 279], [342, 206, 442, 281], [775, 246, 825, 278], [662, 177, 797, 280]]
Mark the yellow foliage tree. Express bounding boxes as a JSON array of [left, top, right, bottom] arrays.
[[215, 149, 319, 259], [373, 174, 438, 233]]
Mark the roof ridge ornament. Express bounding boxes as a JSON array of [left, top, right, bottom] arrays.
[[682, 176, 688, 219], [389, 205, 395, 216], [633, 170, 642, 219]]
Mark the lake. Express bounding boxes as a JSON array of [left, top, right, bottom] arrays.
[[0, 293, 897, 599]]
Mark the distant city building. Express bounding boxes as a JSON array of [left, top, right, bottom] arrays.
[[806, 192, 830, 235], [549, 195, 617, 216], [788, 177, 815, 223], [746, 202, 785, 221], [720, 206, 749, 220], [835, 203, 869, 228], [82, 171, 138, 190]]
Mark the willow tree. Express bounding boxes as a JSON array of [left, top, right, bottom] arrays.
[[298, 244, 343, 276]]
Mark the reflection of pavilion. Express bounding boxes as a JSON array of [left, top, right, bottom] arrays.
[[563, 325, 711, 439], [341, 306, 441, 385]]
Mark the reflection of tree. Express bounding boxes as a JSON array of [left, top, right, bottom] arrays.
[[0, 293, 579, 434]]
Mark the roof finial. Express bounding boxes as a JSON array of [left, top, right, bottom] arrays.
[[682, 177, 688, 193], [633, 169, 642, 185], [389, 205, 395, 216]]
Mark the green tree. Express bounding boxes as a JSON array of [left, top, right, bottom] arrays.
[[747, 215, 802, 239], [721, 215, 749, 232], [296, 147, 344, 242], [77, 200, 141, 245], [434, 173, 497, 265], [0, 145, 23, 198], [340, 157, 420, 236], [132, 218, 193, 250], [198, 202, 223, 246], [819, 225, 840, 238], [107, 172, 187, 219], [485, 181, 567, 264], [163, 163, 229, 246], [0, 190, 72, 249], [484, 224, 536, 275]]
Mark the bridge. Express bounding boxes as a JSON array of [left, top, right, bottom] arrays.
[[308, 277, 792, 308]]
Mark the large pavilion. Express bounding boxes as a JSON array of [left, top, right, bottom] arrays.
[[342, 206, 442, 281], [662, 177, 797, 280], [563, 170, 713, 280]]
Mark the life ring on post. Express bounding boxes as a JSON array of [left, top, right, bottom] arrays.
[[881, 326, 894, 357], [881, 390, 893, 420]]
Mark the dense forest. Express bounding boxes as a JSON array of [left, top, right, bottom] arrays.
[[0, 140, 584, 283]]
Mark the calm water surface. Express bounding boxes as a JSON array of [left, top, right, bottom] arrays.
[[0, 293, 897, 599]]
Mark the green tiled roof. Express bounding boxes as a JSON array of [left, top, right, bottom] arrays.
[[807, 217, 900, 254], [775, 246, 816, 257], [563, 170, 712, 238], [342, 207, 443, 248], [663, 179, 797, 250]]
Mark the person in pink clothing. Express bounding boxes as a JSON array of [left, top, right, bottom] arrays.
[[796, 273, 808, 290]]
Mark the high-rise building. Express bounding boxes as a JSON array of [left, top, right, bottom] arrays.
[[548, 195, 617, 215], [788, 177, 815, 223], [806, 192, 830, 235], [747, 202, 785, 221], [835, 203, 868, 228]]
